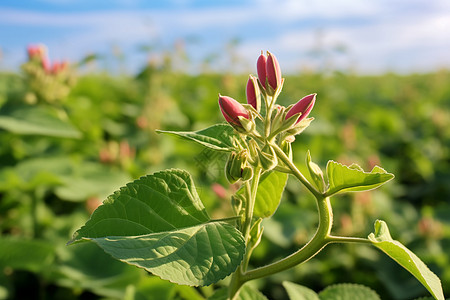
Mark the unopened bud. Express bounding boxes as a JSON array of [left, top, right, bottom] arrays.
[[266, 51, 282, 92], [256, 51, 267, 89], [218, 94, 250, 130], [246, 75, 261, 112], [225, 150, 252, 183], [258, 144, 278, 171], [285, 93, 316, 124]]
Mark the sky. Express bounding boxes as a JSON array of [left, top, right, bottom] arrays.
[[1, 0, 449, 74]]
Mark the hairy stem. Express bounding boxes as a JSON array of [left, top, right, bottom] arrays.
[[229, 167, 262, 299], [240, 196, 333, 282], [271, 142, 322, 199]]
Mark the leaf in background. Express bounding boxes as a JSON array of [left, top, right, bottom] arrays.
[[0, 237, 55, 272], [69, 169, 245, 286], [237, 171, 288, 218], [283, 281, 320, 300], [0, 106, 81, 138], [368, 220, 444, 300], [318, 283, 381, 300], [50, 242, 144, 299], [208, 285, 268, 300], [326, 161, 394, 196], [157, 124, 237, 151]]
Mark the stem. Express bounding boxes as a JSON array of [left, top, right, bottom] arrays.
[[271, 143, 322, 199], [240, 196, 333, 282], [228, 167, 262, 299], [326, 235, 372, 244]]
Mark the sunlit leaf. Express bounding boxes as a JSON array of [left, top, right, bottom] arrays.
[[326, 161, 394, 196], [157, 124, 237, 151], [283, 281, 319, 300], [318, 283, 380, 300], [208, 285, 268, 300], [91, 221, 244, 286], [69, 169, 245, 286], [368, 220, 444, 300], [237, 171, 288, 218]]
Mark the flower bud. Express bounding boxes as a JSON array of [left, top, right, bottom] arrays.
[[246, 75, 261, 112], [256, 52, 267, 89], [218, 95, 250, 128], [285, 93, 316, 124], [266, 51, 282, 91], [258, 144, 278, 171], [225, 150, 252, 184]]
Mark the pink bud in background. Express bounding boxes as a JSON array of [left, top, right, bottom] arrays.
[[218, 95, 250, 127], [266, 51, 282, 91], [285, 93, 316, 124], [256, 52, 267, 88], [246, 75, 261, 112], [51, 61, 61, 74]]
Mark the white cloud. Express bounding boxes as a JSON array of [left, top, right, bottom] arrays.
[[1, 1, 449, 74]]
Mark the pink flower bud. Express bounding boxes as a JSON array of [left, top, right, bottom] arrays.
[[27, 46, 39, 59], [266, 51, 282, 91], [218, 95, 250, 127], [51, 61, 61, 74], [256, 52, 267, 89], [246, 75, 261, 112], [285, 93, 316, 124]]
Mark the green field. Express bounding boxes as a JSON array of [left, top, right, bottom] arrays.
[[0, 57, 449, 299]]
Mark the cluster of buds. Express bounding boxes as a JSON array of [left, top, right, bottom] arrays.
[[22, 44, 75, 104], [218, 51, 316, 182], [27, 44, 69, 75]]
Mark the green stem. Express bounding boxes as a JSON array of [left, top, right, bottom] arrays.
[[241, 196, 333, 282], [228, 167, 262, 299], [271, 143, 322, 199], [242, 167, 263, 259], [326, 235, 372, 244]]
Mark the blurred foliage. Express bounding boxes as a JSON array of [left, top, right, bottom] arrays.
[[0, 46, 449, 300]]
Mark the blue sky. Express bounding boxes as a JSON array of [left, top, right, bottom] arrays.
[[1, 0, 449, 74]]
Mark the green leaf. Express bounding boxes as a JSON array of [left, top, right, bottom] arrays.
[[318, 283, 380, 300], [326, 161, 394, 196], [91, 221, 244, 286], [0, 106, 81, 138], [208, 285, 268, 300], [50, 242, 144, 299], [368, 220, 445, 300], [283, 281, 319, 300], [237, 171, 288, 218], [306, 151, 326, 193], [69, 169, 245, 286], [0, 237, 55, 272], [69, 169, 210, 242], [157, 124, 237, 151]]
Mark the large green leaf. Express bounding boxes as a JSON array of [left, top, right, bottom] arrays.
[[69, 169, 245, 286], [237, 171, 288, 218], [368, 220, 444, 300], [283, 281, 320, 300], [91, 221, 244, 286], [157, 124, 237, 151], [0, 106, 81, 138], [318, 283, 380, 300], [326, 161, 394, 196]]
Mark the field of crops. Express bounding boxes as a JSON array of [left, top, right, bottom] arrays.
[[0, 51, 449, 299]]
